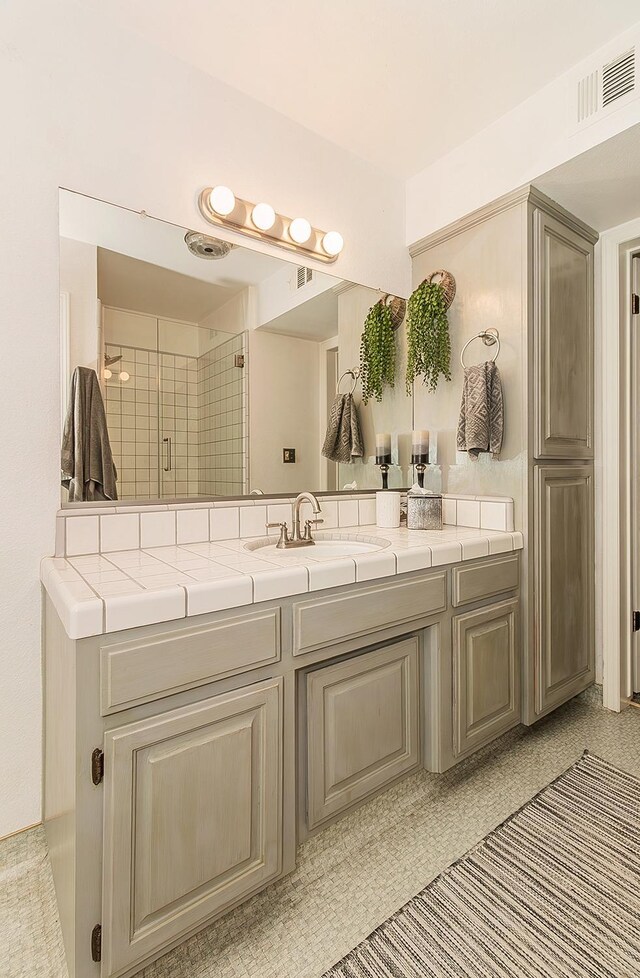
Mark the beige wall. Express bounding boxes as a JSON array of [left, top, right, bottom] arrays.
[[60, 237, 99, 374], [248, 330, 320, 494], [337, 285, 413, 489], [411, 203, 528, 529]]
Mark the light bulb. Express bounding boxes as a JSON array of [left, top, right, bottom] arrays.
[[119, 371, 130, 382], [251, 202, 276, 231], [209, 185, 236, 217], [289, 217, 312, 244], [322, 230, 344, 256], [103, 368, 112, 380]]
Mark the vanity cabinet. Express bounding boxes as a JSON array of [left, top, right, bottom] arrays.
[[533, 210, 594, 460], [43, 551, 521, 978], [532, 464, 595, 715], [305, 637, 420, 830], [452, 598, 520, 757], [100, 679, 283, 978]]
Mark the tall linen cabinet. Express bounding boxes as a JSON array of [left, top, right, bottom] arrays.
[[410, 186, 597, 724]]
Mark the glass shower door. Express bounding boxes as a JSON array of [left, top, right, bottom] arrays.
[[159, 351, 200, 498]]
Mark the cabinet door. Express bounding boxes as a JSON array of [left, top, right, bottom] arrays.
[[101, 678, 282, 978], [453, 599, 520, 757], [533, 464, 594, 716], [533, 209, 594, 458], [306, 638, 419, 830]]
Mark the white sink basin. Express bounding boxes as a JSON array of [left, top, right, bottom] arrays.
[[244, 534, 390, 559]]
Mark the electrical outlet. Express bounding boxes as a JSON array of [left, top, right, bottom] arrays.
[[283, 448, 296, 463]]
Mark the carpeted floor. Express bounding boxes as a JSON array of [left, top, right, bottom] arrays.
[[324, 751, 640, 977]]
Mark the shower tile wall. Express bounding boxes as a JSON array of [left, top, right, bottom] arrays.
[[160, 353, 199, 498], [198, 333, 247, 497], [104, 346, 159, 499]]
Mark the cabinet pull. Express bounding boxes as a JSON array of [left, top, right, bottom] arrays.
[[163, 436, 172, 472]]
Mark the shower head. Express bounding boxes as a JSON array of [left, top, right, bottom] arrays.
[[104, 353, 123, 367], [184, 231, 234, 260]]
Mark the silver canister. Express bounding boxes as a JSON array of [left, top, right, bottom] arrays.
[[407, 492, 443, 530]]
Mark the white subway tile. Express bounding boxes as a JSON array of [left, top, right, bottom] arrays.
[[177, 509, 209, 544], [308, 558, 356, 592], [480, 501, 508, 531], [55, 517, 66, 557], [240, 505, 268, 538], [442, 498, 457, 526], [395, 547, 432, 574], [140, 511, 176, 549], [209, 507, 240, 541], [456, 499, 481, 528], [65, 516, 100, 556], [252, 566, 308, 602], [338, 499, 359, 527], [104, 585, 185, 632], [358, 497, 377, 526], [185, 577, 253, 616], [354, 551, 396, 582], [100, 513, 140, 552]]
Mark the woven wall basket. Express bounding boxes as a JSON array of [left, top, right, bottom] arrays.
[[424, 270, 456, 310], [380, 293, 407, 331]]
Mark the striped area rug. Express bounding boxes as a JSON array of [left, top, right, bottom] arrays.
[[324, 752, 640, 977]]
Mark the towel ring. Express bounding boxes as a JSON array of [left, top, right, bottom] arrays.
[[337, 368, 359, 395], [460, 328, 500, 368]]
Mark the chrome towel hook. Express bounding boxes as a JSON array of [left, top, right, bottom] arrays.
[[460, 328, 500, 369]]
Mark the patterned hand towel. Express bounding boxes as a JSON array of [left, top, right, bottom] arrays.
[[322, 393, 364, 464], [456, 360, 504, 458]]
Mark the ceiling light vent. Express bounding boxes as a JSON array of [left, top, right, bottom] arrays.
[[576, 47, 636, 126], [296, 266, 313, 289], [602, 48, 635, 107]]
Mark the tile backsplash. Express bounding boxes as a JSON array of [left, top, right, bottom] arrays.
[[57, 492, 516, 557]]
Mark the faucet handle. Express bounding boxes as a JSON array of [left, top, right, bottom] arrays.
[[303, 517, 324, 541], [266, 522, 290, 547], [307, 518, 324, 526]]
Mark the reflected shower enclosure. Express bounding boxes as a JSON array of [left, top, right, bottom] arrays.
[[102, 316, 247, 500]]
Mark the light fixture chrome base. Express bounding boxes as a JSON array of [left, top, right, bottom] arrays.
[[198, 188, 339, 264]]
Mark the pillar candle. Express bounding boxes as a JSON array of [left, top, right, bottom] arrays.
[[375, 432, 391, 462]]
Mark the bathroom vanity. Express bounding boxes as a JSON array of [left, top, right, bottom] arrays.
[[42, 502, 522, 978]]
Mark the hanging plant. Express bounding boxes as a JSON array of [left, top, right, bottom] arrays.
[[405, 271, 455, 394], [359, 298, 397, 403]]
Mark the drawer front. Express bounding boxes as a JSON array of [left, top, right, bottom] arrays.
[[100, 608, 281, 714], [306, 638, 420, 829], [452, 553, 519, 607], [293, 572, 446, 656]]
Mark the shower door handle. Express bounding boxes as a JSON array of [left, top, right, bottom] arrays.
[[163, 437, 172, 472]]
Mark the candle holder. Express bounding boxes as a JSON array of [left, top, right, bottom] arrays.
[[376, 456, 391, 489], [411, 453, 429, 489]]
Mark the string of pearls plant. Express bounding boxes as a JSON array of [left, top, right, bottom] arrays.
[[405, 277, 453, 394], [359, 299, 396, 403]]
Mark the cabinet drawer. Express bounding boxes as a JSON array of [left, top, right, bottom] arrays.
[[306, 638, 419, 829], [293, 572, 446, 656], [100, 607, 281, 714], [452, 553, 519, 607]]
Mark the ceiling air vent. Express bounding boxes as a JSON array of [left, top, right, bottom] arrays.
[[296, 266, 313, 289], [577, 69, 599, 123], [602, 48, 635, 107]]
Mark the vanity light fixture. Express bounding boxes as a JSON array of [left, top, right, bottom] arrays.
[[103, 368, 112, 380], [119, 371, 130, 382], [251, 202, 276, 231], [208, 185, 236, 217], [289, 217, 312, 244], [198, 186, 344, 263]]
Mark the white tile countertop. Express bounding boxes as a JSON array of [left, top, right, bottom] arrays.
[[41, 524, 523, 640]]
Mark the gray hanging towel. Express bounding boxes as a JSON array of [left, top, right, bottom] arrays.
[[322, 393, 364, 464], [456, 360, 504, 459], [61, 366, 118, 501]]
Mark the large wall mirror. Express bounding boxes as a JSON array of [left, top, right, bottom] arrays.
[[59, 189, 413, 504]]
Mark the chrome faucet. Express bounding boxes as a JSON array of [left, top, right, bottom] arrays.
[[266, 491, 324, 549]]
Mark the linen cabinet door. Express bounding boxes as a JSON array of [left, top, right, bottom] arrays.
[[101, 678, 282, 978], [306, 637, 419, 831], [532, 464, 594, 718], [453, 599, 520, 757], [533, 208, 594, 459]]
